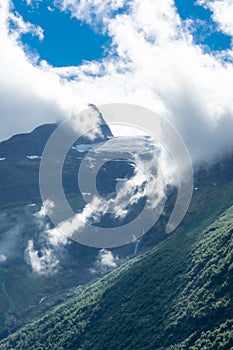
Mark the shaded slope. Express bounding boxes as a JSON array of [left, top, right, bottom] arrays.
[[1, 203, 233, 349], [0, 119, 112, 209]]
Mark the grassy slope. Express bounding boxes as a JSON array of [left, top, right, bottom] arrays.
[[0, 178, 232, 340], [0, 194, 233, 349]]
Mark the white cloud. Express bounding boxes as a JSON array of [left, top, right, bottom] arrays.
[[24, 203, 68, 274], [45, 174, 145, 245], [0, 0, 233, 170], [47, 227, 69, 246], [43, 137, 166, 245], [0, 1, 119, 141], [98, 248, 118, 268], [35, 199, 54, 220], [50, 0, 233, 167], [68, 104, 109, 141], [9, 10, 44, 40], [0, 254, 7, 263], [25, 239, 59, 275], [0, 1, 64, 140], [198, 0, 233, 37], [90, 248, 120, 274], [45, 196, 104, 245], [33, 201, 68, 246], [54, 0, 125, 27]]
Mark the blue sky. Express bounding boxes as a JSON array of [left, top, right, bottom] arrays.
[[12, 0, 109, 66], [175, 0, 232, 51], [12, 0, 232, 67]]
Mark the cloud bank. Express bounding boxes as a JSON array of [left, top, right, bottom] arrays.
[[1, 0, 233, 168]]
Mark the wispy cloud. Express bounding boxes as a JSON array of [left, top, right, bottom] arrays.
[[24, 201, 67, 274], [0, 225, 20, 258], [9, 10, 44, 40], [90, 248, 120, 274], [98, 248, 118, 268], [54, 0, 125, 27], [0, 254, 7, 263], [25, 240, 59, 275], [35, 199, 54, 219], [43, 137, 165, 246], [198, 0, 233, 37]]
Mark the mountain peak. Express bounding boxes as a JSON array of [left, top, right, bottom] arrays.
[[0, 113, 113, 159]]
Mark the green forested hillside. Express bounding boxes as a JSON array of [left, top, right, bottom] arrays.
[[1, 202, 233, 349]]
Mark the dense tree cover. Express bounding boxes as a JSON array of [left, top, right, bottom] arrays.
[[170, 320, 233, 349], [1, 203, 233, 349]]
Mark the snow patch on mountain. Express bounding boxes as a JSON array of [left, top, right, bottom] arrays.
[[26, 155, 41, 160]]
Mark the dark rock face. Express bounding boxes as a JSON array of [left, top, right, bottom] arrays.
[[0, 124, 57, 159], [0, 114, 113, 208], [0, 118, 113, 160]]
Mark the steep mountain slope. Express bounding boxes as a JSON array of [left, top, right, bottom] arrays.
[[0, 118, 113, 209], [1, 202, 232, 349], [0, 120, 167, 339], [0, 120, 125, 339], [1, 119, 233, 347]]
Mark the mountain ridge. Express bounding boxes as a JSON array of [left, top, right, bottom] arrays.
[[0, 114, 113, 209]]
